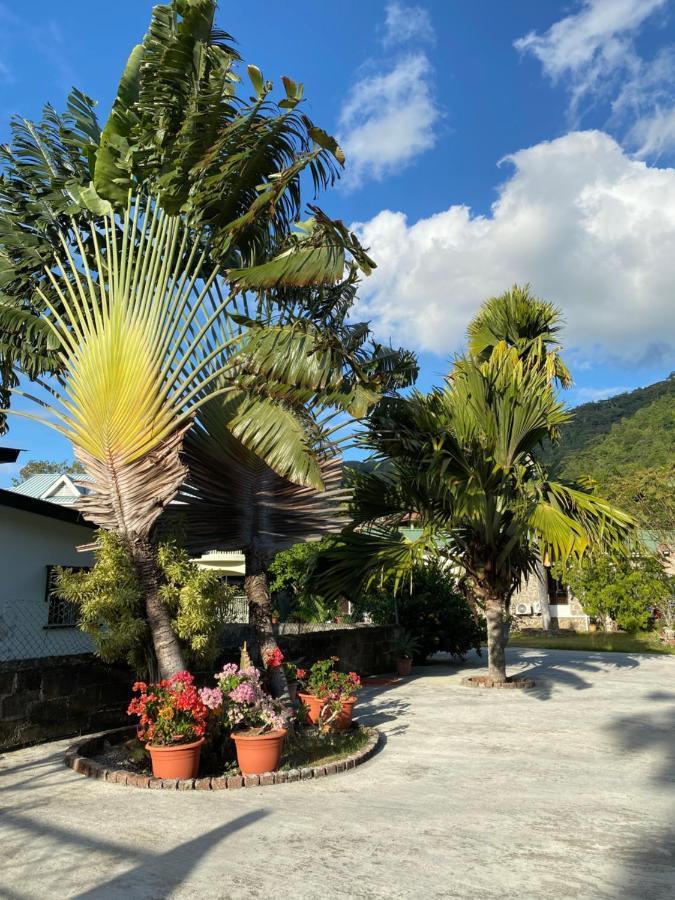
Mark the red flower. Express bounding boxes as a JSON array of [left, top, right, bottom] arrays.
[[265, 647, 284, 668]]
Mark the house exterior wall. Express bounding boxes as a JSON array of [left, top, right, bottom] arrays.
[[512, 573, 589, 632], [0, 506, 94, 661]]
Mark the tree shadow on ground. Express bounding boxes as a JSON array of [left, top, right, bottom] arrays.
[[2, 805, 269, 899], [0, 748, 71, 794], [356, 694, 411, 736], [509, 649, 641, 701], [605, 692, 675, 899]]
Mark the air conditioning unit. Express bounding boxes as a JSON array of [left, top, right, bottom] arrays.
[[515, 603, 532, 616], [531, 603, 542, 615]]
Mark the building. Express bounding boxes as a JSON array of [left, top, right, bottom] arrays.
[[1, 467, 249, 662], [0, 487, 96, 661], [512, 563, 590, 632]]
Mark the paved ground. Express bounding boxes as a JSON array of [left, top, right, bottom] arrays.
[[1, 648, 674, 900]]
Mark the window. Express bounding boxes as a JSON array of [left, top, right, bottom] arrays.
[[546, 568, 568, 603], [45, 565, 87, 628]]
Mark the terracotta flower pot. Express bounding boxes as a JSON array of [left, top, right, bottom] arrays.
[[232, 728, 287, 775], [146, 737, 204, 779], [298, 693, 357, 731], [395, 657, 413, 676]]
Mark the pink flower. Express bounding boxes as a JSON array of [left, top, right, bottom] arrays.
[[229, 682, 257, 705], [199, 687, 224, 710]]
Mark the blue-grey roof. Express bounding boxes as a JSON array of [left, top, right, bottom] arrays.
[[12, 473, 89, 506], [12, 474, 62, 498]]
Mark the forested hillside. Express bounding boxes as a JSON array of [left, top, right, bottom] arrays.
[[541, 375, 674, 480]]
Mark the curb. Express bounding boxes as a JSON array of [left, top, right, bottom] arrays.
[[64, 726, 382, 790]]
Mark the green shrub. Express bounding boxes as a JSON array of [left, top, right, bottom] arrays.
[[354, 562, 483, 662], [56, 531, 238, 674]]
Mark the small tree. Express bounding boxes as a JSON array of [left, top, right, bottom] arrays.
[[555, 552, 672, 634], [57, 532, 239, 677]]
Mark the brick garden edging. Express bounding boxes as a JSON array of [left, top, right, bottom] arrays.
[[64, 725, 382, 790], [461, 675, 535, 689]]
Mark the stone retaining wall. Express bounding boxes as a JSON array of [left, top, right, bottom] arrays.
[[1, 625, 399, 750], [0, 654, 130, 751]]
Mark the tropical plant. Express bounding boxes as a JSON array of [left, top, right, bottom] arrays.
[[392, 629, 422, 660], [56, 530, 239, 676], [351, 561, 483, 663], [127, 671, 209, 746], [553, 552, 671, 634], [269, 539, 342, 622], [5, 194, 259, 676], [314, 294, 635, 681], [211, 662, 286, 733]]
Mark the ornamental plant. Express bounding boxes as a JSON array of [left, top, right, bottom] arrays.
[[283, 662, 306, 684], [210, 664, 286, 734], [306, 657, 362, 700], [127, 672, 209, 746], [264, 647, 284, 669]]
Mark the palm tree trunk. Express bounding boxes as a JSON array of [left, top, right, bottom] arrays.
[[131, 539, 186, 679], [485, 593, 508, 682], [244, 543, 290, 702], [535, 560, 552, 632]]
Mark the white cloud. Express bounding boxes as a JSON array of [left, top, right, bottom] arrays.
[[353, 130, 675, 364], [515, 0, 675, 150], [339, 53, 440, 187], [383, 2, 434, 47]]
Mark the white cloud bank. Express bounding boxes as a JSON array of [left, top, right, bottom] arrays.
[[339, 53, 440, 187], [353, 130, 675, 364]]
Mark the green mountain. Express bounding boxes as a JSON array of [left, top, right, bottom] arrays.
[[542, 374, 675, 483]]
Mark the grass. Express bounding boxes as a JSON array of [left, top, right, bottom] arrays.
[[280, 725, 372, 770], [509, 630, 675, 655]]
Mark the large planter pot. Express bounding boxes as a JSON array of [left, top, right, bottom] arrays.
[[146, 738, 204, 780], [298, 693, 357, 731], [232, 728, 287, 775], [395, 657, 413, 676]]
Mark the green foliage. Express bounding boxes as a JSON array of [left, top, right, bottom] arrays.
[[269, 540, 341, 622], [56, 531, 149, 672], [553, 553, 671, 634], [12, 458, 85, 486], [539, 374, 674, 480], [392, 629, 421, 659], [157, 539, 239, 662], [356, 563, 483, 663], [57, 532, 238, 673]]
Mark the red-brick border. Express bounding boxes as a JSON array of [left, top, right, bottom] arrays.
[[64, 725, 381, 790], [461, 675, 535, 689]]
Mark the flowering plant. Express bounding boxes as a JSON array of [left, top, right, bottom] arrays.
[[127, 672, 209, 746], [283, 661, 306, 683], [210, 663, 286, 734], [305, 657, 361, 700], [264, 647, 284, 668]]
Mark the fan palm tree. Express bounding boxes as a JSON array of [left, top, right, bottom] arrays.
[[315, 302, 634, 682], [4, 193, 364, 677]]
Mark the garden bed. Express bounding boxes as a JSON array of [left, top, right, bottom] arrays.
[[65, 723, 381, 790]]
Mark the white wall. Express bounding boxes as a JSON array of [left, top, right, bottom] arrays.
[[0, 506, 94, 661]]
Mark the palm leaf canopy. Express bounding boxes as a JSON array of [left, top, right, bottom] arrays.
[[2, 193, 259, 539], [467, 284, 572, 388], [315, 344, 634, 600]]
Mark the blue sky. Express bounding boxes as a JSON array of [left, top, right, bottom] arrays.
[[1, 0, 674, 482]]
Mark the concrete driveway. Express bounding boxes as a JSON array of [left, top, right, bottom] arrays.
[[1, 648, 674, 899]]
